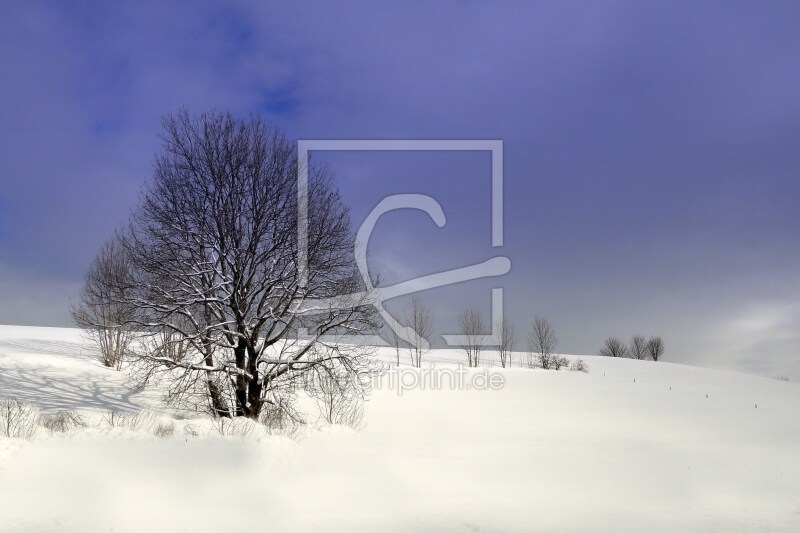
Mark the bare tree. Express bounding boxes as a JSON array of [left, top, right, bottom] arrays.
[[528, 316, 557, 369], [71, 238, 136, 369], [96, 110, 376, 419], [600, 337, 628, 358], [495, 318, 514, 368], [629, 335, 647, 360], [405, 297, 433, 368], [646, 336, 665, 361], [384, 323, 403, 367], [458, 308, 486, 367]]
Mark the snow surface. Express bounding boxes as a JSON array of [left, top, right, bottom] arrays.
[[0, 325, 799, 532]]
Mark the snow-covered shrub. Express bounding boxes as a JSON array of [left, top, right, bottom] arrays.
[[311, 367, 365, 429], [40, 410, 86, 434], [551, 354, 569, 371], [260, 397, 305, 438], [536, 353, 569, 370], [153, 422, 175, 438], [214, 416, 257, 438], [0, 398, 40, 439], [570, 359, 588, 373], [101, 409, 157, 432]]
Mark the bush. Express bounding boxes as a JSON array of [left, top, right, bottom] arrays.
[[569, 359, 588, 372], [40, 410, 86, 434], [183, 423, 200, 437], [214, 416, 256, 438], [312, 370, 365, 429], [260, 398, 305, 438], [0, 398, 40, 439], [538, 353, 569, 370], [102, 409, 157, 432], [552, 354, 569, 371], [153, 422, 176, 438]]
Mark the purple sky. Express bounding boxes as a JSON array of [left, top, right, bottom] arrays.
[[1, 1, 799, 379]]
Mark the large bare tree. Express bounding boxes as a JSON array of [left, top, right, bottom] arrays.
[[71, 238, 136, 369], [458, 308, 486, 367], [109, 110, 375, 419], [404, 297, 433, 368]]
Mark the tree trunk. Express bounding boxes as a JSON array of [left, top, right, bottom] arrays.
[[246, 342, 263, 419], [234, 339, 249, 417]]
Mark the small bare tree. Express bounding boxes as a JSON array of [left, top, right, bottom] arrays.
[[495, 318, 514, 368], [630, 335, 647, 360], [458, 308, 486, 367], [71, 238, 136, 369], [528, 316, 557, 369], [647, 336, 665, 361], [405, 297, 433, 368], [600, 337, 628, 358], [384, 323, 403, 367]]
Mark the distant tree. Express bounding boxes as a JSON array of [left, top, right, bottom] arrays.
[[405, 297, 433, 368], [384, 323, 403, 366], [528, 316, 558, 369], [458, 308, 486, 367], [646, 336, 665, 361], [600, 337, 628, 358], [629, 335, 647, 360], [495, 318, 514, 368], [71, 238, 136, 369]]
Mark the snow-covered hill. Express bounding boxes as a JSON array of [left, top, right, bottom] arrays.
[[0, 325, 799, 532]]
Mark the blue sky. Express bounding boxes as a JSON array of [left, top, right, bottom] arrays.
[[1, 1, 799, 379]]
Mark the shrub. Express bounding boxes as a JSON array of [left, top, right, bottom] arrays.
[[153, 422, 176, 438], [0, 398, 40, 439], [569, 359, 588, 372], [551, 354, 569, 371], [102, 409, 157, 432], [260, 397, 305, 437], [312, 369, 365, 429], [40, 410, 86, 434], [214, 416, 256, 438]]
